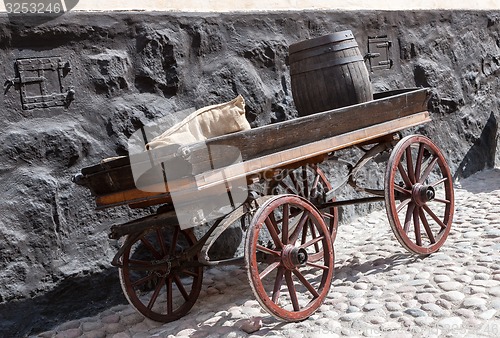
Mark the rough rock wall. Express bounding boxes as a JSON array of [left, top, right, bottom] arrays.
[[0, 10, 498, 336]]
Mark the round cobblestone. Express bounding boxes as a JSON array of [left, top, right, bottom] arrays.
[[55, 328, 83, 338], [441, 291, 465, 303], [462, 296, 488, 309], [82, 321, 103, 332]]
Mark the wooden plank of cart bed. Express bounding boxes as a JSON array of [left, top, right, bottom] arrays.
[[95, 111, 430, 209], [184, 88, 431, 173], [195, 111, 431, 190]]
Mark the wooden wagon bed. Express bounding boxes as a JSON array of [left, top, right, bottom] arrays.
[[75, 88, 431, 209]]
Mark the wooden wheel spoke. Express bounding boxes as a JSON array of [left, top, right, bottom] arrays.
[[147, 275, 166, 310], [256, 244, 280, 256], [394, 184, 412, 196], [396, 198, 411, 213], [278, 180, 296, 195], [302, 166, 310, 198], [418, 155, 439, 184], [268, 212, 280, 228], [419, 208, 436, 244], [173, 275, 189, 301], [293, 269, 320, 298], [306, 261, 329, 270], [397, 162, 412, 188], [406, 147, 416, 184], [431, 177, 448, 187], [260, 262, 281, 280], [422, 204, 447, 229], [300, 235, 324, 249], [289, 171, 300, 195], [285, 271, 300, 311], [181, 269, 199, 278], [311, 172, 321, 195], [282, 204, 290, 245], [128, 259, 152, 267], [272, 266, 285, 303], [140, 237, 162, 259], [265, 217, 283, 250], [433, 198, 451, 204], [131, 273, 156, 288], [169, 227, 180, 256], [309, 224, 321, 253], [413, 206, 422, 246], [403, 202, 416, 233], [289, 211, 310, 245], [415, 143, 425, 182], [322, 212, 334, 219], [287, 211, 302, 237], [300, 221, 309, 245], [166, 277, 173, 314], [156, 229, 167, 256]]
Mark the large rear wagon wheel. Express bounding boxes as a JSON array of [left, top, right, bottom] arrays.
[[245, 194, 334, 321], [385, 135, 454, 255], [119, 226, 203, 322]]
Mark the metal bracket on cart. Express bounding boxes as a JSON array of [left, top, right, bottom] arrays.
[[198, 195, 274, 266], [322, 136, 400, 208]]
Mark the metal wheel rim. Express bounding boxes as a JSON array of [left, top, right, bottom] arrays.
[[385, 135, 454, 255]]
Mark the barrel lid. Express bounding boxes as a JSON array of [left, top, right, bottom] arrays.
[[289, 30, 354, 54]]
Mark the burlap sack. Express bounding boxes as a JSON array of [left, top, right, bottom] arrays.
[[146, 95, 250, 150]]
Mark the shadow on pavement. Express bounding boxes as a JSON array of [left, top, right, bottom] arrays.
[[458, 167, 500, 194], [334, 252, 419, 283], [0, 268, 127, 337]]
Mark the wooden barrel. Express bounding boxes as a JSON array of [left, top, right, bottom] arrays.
[[289, 30, 373, 116]]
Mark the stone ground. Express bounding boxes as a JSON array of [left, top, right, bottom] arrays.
[[33, 168, 500, 338]]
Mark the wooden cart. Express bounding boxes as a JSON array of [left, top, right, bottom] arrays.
[[73, 88, 454, 323]]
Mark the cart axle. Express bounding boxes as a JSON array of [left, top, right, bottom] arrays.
[[282, 246, 308, 270], [413, 184, 435, 206], [318, 196, 385, 209]]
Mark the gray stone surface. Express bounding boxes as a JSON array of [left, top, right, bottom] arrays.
[[0, 9, 499, 337]]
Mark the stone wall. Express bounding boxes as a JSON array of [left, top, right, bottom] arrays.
[[0, 10, 498, 336]]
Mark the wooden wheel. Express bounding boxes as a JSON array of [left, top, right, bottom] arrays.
[[245, 194, 334, 321], [119, 226, 203, 322], [385, 135, 454, 255], [267, 164, 338, 261]]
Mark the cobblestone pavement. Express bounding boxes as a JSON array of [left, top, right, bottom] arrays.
[[35, 168, 500, 338]]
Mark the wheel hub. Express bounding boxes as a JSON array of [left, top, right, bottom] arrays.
[[282, 245, 308, 270], [412, 183, 435, 206], [152, 257, 172, 278]]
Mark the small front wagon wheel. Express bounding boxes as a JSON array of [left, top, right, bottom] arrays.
[[119, 226, 203, 322], [245, 194, 334, 321], [385, 135, 454, 255]]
